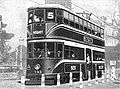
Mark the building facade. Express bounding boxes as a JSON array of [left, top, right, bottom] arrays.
[[45, 0, 72, 10]]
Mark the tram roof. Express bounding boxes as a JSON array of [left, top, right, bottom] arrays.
[[28, 4, 104, 29]]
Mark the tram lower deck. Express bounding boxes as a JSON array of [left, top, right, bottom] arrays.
[[26, 59, 105, 85]]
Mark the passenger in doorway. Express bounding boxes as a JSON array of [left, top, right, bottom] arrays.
[[86, 54, 90, 64], [86, 53, 90, 71]]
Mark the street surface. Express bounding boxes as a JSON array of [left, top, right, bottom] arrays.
[[0, 79, 119, 89]]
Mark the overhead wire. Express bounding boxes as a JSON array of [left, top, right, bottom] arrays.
[[69, 0, 119, 40]]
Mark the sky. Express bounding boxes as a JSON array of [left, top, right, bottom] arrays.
[[0, 0, 119, 51]]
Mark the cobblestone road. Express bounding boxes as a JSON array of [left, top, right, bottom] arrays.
[[0, 79, 119, 89]]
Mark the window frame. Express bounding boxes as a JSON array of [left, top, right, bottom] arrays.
[[34, 9, 45, 23], [28, 10, 34, 24], [75, 16, 79, 23], [79, 18, 83, 25], [63, 10, 69, 19], [69, 13, 74, 21], [83, 20, 88, 27]]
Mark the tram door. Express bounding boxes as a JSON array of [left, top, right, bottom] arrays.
[[86, 48, 92, 79]]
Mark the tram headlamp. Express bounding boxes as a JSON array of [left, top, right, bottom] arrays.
[[34, 64, 41, 70]]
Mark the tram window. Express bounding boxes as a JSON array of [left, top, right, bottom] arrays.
[[75, 16, 79, 29], [88, 22, 91, 28], [63, 11, 69, 25], [56, 9, 63, 23], [28, 11, 34, 24], [64, 45, 70, 59], [28, 43, 33, 58], [99, 54, 103, 61], [63, 11, 69, 19], [84, 20, 88, 32], [93, 51, 104, 61], [70, 47, 76, 59], [57, 9, 63, 16], [70, 20, 74, 27], [99, 52, 105, 61], [75, 16, 79, 23], [34, 9, 44, 22], [69, 13, 74, 27], [97, 27, 101, 37], [75, 23, 79, 29], [101, 28, 104, 38], [101, 53, 105, 60], [33, 42, 45, 58], [34, 23, 45, 32], [84, 20, 87, 27], [93, 51, 99, 61], [70, 50, 75, 58], [57, 16, 63, 23], [91, 24, 95, 35], [79, 18, 83, 25], [79, 25, 83, 31], [28, 53, 33, 58], [87, 22, 91, 33], [77, 48, 84, 60], [69, 47, 84, 60], [47, 42, 55, 58], [63, 18, 69, 24], [27, 33, 31, 38], [91, 24, 94, 30], [27, 25, 32, 33], [28, 43, 32, 52], [57, 43, 63, 58], [94, 26, 98, 36], [33, 23, 45, 37], [69, 13, 74, 21]]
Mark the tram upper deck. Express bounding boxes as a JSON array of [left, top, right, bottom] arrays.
[[27, 4, 105, 41]]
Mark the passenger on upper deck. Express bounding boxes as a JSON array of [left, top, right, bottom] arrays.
[[34, 15, 44, 22]]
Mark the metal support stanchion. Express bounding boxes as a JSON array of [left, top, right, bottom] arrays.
[[69, 72, 73, 84], [88, 71, 91, 86], [79, 71, 83, 88], [69, 72, 73, 89], [57, 73, 60, 86], [41, 74, 45, 87], [21, 76, 25, 84], [95, 69, 98, 84], [101, 70, 105, 83]]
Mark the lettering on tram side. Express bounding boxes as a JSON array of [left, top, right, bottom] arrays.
[[84, 36, 93, 44], [98, 66, 103, 69], [98, 65, 104, 70], [97, 64, 104, 70], [65, 64, 80, 72], [33, 30, 44, 34], [71, 66, 76, 70]]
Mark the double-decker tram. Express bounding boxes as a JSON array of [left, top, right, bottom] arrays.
[[26, 4, 105, 85]]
